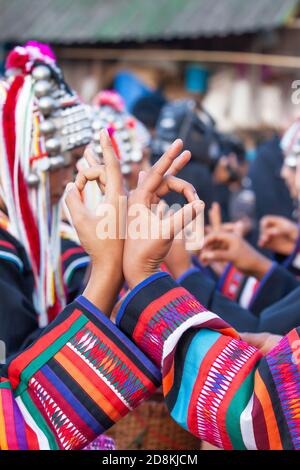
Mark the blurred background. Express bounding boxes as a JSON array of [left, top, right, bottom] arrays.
[[2, 0, 300, 226], [1, 0, 300, 135]]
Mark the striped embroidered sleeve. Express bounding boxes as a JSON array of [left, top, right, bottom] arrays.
[[0, 296, 160, 450], [116, 272, 300, 450], [61, 237, 90, 302]]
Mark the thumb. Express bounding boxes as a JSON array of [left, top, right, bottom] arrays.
[[169, 200, 204, 239], [65, 182, 86, 226]]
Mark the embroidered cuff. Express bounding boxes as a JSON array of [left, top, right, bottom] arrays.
[[116, 273, 209, 367], [7, 296, 160, 449]]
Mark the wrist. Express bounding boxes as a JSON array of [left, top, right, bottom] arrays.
[[172, 262, 193, 279], [244, 254, 272, 280], [83, 263, 123, 316], [125, 266, 160, 290]]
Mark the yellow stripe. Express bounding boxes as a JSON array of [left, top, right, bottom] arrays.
[[55, 351, 124, 422]]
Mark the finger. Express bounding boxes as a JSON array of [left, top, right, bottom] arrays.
[[155, 199, 168, 220], [200, 249, 228, 263], [138, 170, 147, 186], [156, 175, 199, 202], [84, 146, 101, 167], [260, 216, 277, 231], [203, 232, 229, 248], [166, 150, 191, 176], [75, 166, 106, 193], [142, 139, 183, 193], [65, 182, 87, 225], [100, 129, 123, 193], [168, 200, 204, 238], [209, 202, 222, 231], [263, 227, 281, 237]]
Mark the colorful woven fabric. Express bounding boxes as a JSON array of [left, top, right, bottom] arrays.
[[117, 272, 300, 450], [0, 296, 160, 450], [218, 263, 260, 309], [60, 234, 90, 301]]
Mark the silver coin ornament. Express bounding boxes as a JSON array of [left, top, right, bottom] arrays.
[[49, 155, 65, 170], [39, 120, 56, 136], [27, 172, 40, 187], [34, 80, 52, 98], [45, 137, 61, 155], [32, 65, 51, 81], [92, 120, 102, 131], [38, 96, 57, 116], [121, 163, 131, 175]]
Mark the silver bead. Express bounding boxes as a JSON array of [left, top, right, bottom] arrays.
[[92, 120, 102, 131], [27, 172, 40, 187], [39, 120, 56, 136], [123, 142, 132, 152], [121, 163, 131, 175], [34, 80, 52, 98], [38, 96, 56, 116], [93, 131, 100, 143], [49, 155, 65, 171], [32, 65, 51, 81], [131, 151, 143, 163], [45, 138, 61, 155]]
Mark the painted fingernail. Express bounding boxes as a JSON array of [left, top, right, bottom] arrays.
[[100, 128, 109, 141]]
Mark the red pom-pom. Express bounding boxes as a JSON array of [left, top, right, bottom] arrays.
[[5, 47, 29, 73]]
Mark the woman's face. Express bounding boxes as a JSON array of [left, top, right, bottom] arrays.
[[49, 145, 87, 206]]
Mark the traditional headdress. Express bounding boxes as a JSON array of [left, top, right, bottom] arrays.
[[91, 90, 143, 174], [0, 42, 92, 326]]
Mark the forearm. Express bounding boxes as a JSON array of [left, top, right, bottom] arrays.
[[83, 265, 123, 317], [0, 295, 160, 450], [117, 273, 299, 449], [238, 253, 272, 281]]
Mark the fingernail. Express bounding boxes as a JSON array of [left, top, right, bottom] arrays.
[[171, 138, 182, 148], [100, 128, 109, 141], [193, 201, 204, 213]]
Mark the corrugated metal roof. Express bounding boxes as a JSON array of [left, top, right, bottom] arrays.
[[0, 0, 299, 44]]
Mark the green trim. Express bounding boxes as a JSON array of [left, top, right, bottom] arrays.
[[15, 316, 88, 396], [0, 382, 12, 390], [21, 391, 60, 450], [225, 369, 256, 450]]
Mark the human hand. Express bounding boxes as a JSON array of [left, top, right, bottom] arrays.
[[164, 236, 193, 279], [205, 202, 250, 237], [258, 215, 298, 256], [65, 129, 126, 314], [240, 332, 282, 355], [200, 231, 272, 280], [123, 139, 204, 289]]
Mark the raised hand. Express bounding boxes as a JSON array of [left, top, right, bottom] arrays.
[[200, 231, 272, 280], [258, 215, 299, 256], [123, 139, 204, 288], [65, 129, 126, 315]]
